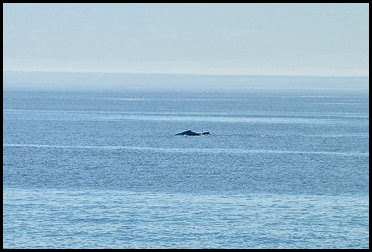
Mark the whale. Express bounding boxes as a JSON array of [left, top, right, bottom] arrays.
[[176, 130, 210, 136]]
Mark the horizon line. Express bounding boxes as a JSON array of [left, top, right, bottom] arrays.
[[2, 70, 369, 78]]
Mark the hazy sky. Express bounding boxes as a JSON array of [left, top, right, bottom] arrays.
[[3, 3, 369, 76]]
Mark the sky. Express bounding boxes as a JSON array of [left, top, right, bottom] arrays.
[[3, 3, 369, 76]]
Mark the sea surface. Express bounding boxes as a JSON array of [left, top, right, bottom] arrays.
[[3, 88, 369, 248]]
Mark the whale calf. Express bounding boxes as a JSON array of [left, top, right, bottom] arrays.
[[176, 130, 210, 136]]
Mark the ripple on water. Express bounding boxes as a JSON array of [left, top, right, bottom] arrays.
[[3, 188, 369, 249]]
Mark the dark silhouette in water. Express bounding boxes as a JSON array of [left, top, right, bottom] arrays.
[[176, 130, 210, 136]]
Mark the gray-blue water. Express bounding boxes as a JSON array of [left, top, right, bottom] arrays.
[[3, 89, 369, 248]]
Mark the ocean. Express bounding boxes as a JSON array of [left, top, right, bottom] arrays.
[[3, 88, 369, 248]]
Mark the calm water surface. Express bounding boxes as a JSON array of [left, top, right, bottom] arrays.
[[3, 89, 369, 248]]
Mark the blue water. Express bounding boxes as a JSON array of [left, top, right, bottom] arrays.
[[3, 89, 369, 248]]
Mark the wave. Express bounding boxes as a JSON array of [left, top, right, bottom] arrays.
[[4, 109, 368, 117], [3, 112, 357, 125], [4, 109, 368, 122], [4, 143, 368, 157]]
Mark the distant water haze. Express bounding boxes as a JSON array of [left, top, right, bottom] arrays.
[[3, 71, 369, 91]]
